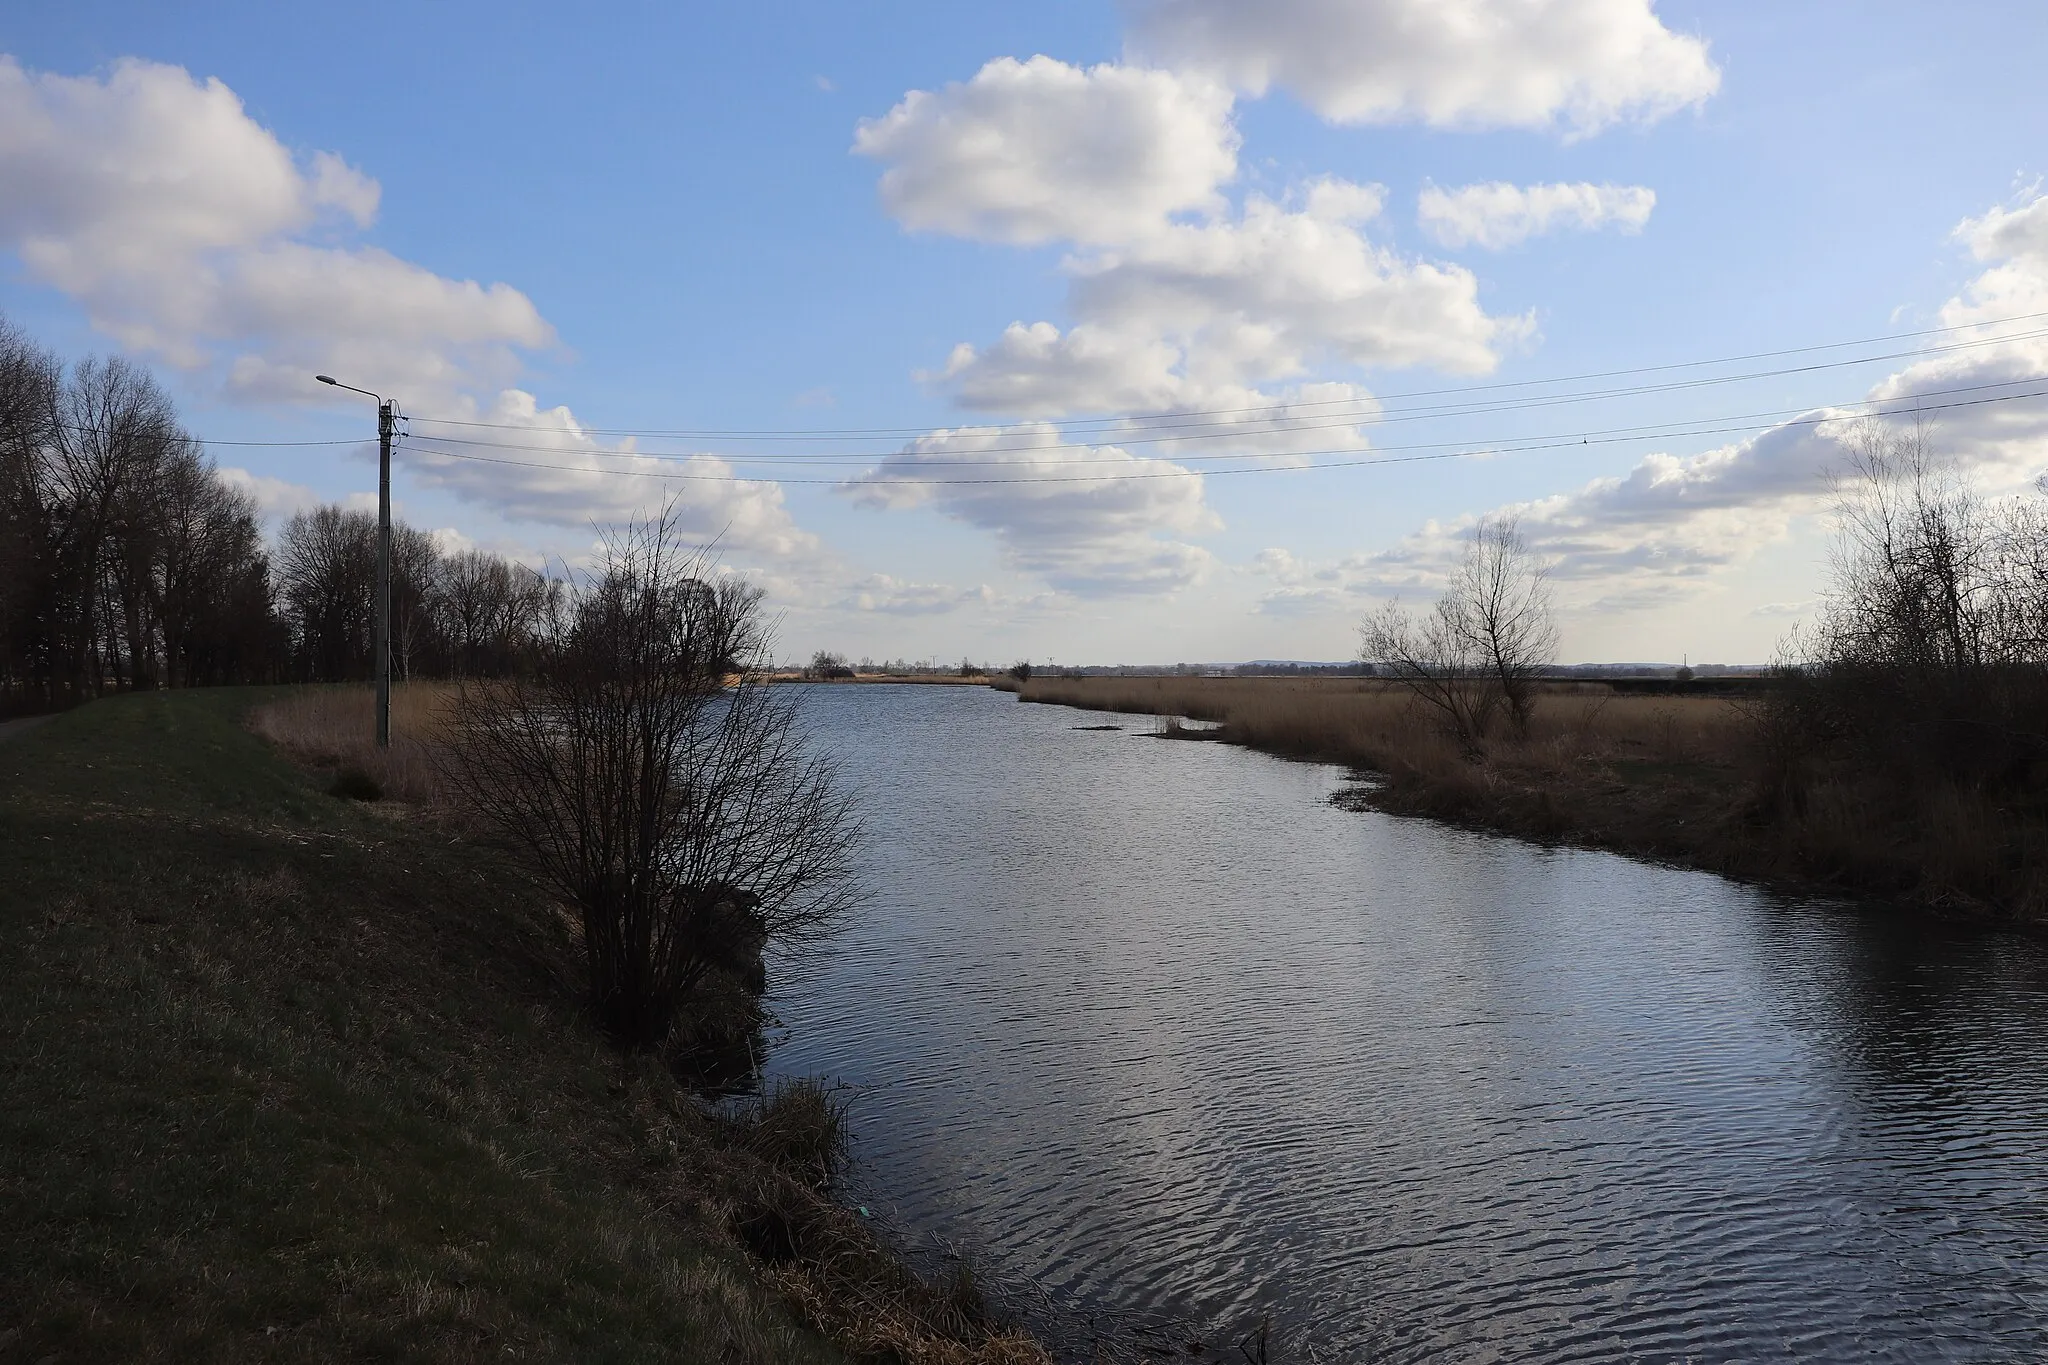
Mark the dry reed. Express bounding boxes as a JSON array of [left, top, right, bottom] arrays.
[[1015, 675, 1748, 775], [248, 682, 459, 806]]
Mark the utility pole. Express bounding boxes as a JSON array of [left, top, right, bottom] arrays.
[[317, 374, 399, 749], [374, 398, 393, 748]]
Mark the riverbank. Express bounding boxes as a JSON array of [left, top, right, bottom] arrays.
[[1002, 675, 2047, 919], [0, 688, 1046, 1362]]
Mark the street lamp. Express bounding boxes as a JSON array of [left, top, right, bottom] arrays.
[[316, 374, 398, 749]]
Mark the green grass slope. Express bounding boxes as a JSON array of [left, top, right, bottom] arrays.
[[0, 689, 841, 1363]]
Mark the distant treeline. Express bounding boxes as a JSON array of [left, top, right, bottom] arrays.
[[0, 318, 548, 715]]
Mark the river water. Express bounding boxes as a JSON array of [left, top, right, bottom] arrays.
[[762, 684, 2048, 1362]]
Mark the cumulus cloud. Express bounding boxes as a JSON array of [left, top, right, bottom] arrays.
[[0, 56, 551, 404], [0, 54, 837, 566], [1860, 192, 2048, 481], [1418, 181, 1657, 250], [215, 465, 332, 522], [843, 423, 1221, 594], [940, 182, 1523, 417], [401, 392, 820, 558], [854, 56, 1239, 245], [1125, 0, 1719, 135], [850, 39, 1539, 584], [1259, 191, 2048, 619]]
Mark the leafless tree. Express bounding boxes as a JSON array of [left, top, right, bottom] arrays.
[[443, 507, 860, 1048], [1784, 418, 2048, 784], [1360, 514, 1559, 748], [275, 505, 378, 681]]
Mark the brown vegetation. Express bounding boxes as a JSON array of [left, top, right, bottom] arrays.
[[249, 681, 458, 806]]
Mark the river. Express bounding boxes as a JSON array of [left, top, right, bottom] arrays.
[[761, 683, 2048, 1362]]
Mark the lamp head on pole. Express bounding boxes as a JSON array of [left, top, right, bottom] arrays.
[[316, 374, 337, 386]]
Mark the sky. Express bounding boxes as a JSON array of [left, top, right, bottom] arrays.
[[4, 1, 2048, 666]]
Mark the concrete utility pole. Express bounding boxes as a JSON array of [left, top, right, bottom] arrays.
[[317, 374, 398, 749]]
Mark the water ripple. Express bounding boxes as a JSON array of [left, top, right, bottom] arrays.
[[766, 685, 2048, 1362]]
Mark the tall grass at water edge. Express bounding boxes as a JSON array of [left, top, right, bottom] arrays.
[[1014, 675, 1748, 774], [249, 681, 459, 805]]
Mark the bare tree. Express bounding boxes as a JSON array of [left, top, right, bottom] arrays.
[[1784, 418, 2048, 785], [275, 505, 377, 681], [0, 317, 288, 707], [444, 507, 859, 1049], [1819, 418, 1997, 682], [1360, 514, 1558, 747]]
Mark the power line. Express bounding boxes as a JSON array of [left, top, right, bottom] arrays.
[[394, 383, 2048, 487], [390, 343, 2048, 463], [399, 309, 2048, 440], [396, 372, 2048, 469]]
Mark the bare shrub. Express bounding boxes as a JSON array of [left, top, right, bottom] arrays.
[[442, 508, 859, 1049], [1360, 515, 1558, 749]]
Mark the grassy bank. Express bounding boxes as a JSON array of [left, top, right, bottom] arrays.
[[0, 687, 1043, 1362], [1006, 675, 2047, 917]]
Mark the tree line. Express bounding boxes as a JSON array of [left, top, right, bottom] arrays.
[[0, 317, 551, 715]]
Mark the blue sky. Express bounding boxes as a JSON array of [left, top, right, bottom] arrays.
[[5, 1, 2048, 665]]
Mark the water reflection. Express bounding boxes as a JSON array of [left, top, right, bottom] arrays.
[[764, 684, 2048, 1362]]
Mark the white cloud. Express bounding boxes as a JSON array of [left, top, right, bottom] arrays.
[[843, 423, 1221, 595], [940, 182, 1524, 417], [1418, 181, 1656, 250], [1125, 0, 1719, 135], [1862, 192, 2048, 483], [838, 574, 995, 615], [400, 390, 820, 558], [215, 465, 330, 522], [854, 56, 1239, 246], [1262, 192, 2048, 620], [1250, 414, 1855, 621], [0, 56, 552, 404], [0, 54, 838, 566], [1956, 194, 2048, 264]]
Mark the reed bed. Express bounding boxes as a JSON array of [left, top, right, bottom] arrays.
[[248, 681, 460, 806], [1016, 675, 1749, 774]]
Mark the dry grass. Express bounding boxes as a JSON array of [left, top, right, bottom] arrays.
[[248, 682, 459, 806], [1016, 675, 1747, 775]]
